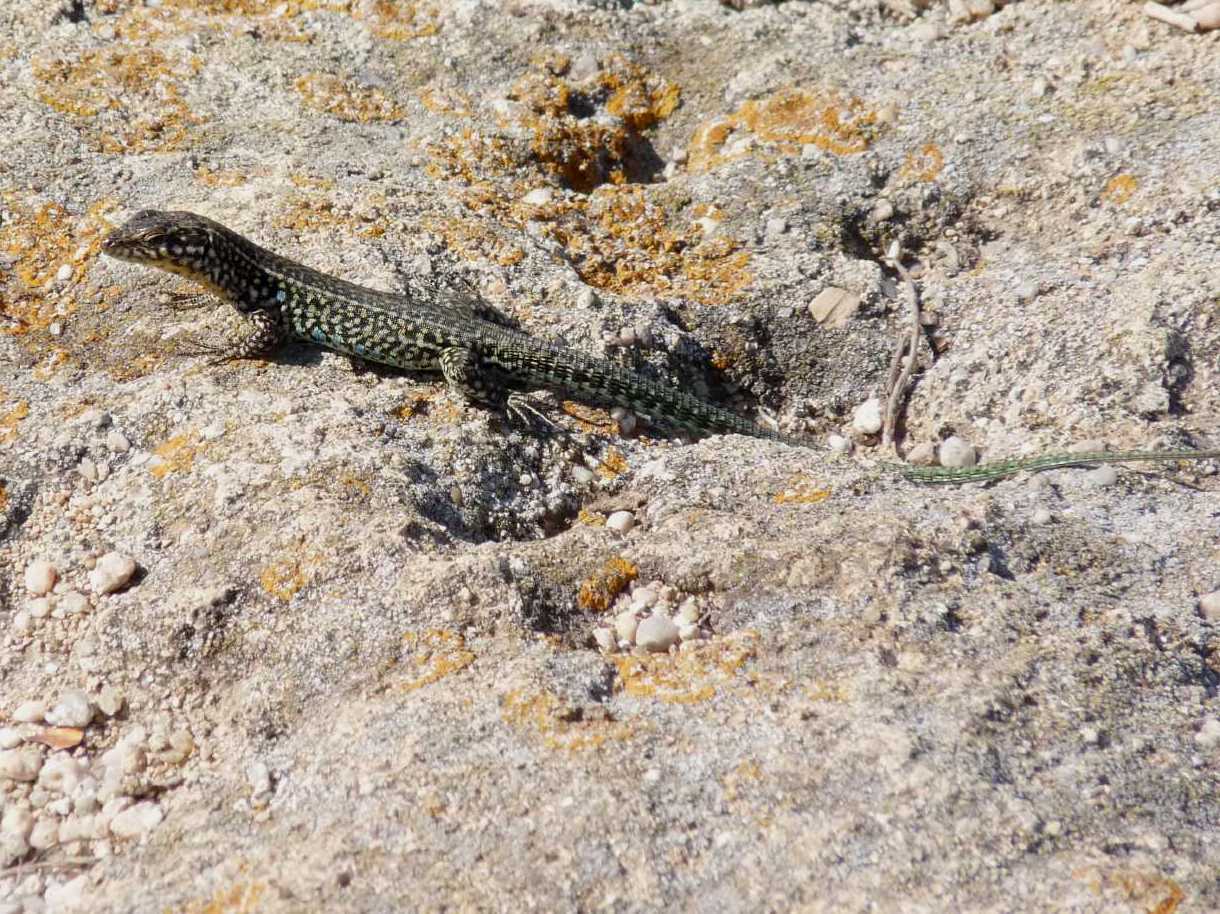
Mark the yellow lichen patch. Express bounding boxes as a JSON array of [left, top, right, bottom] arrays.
[[1100, 174, 1138, 205], [900, 143, 944, 183], [169, 880, 267, 914], [32, 348, 72, 381], [398, 630, 476, 692], [194, 165, 251, 188], [272, 194, 388, 238], [501, 689, 635, 751], [33, 48, 203, 153], [772, 476, 832, 505], [596, 448, 629, 480], [611, 633, 758, 704], [1073, 867, 1185, 914], [0, 481, 8, 511], [258, 548, 323, 603], [577, 509, 607, 527], [422, 215, 525, 267], [418, 86, 473, 118], [577, 556, 638, 611], [0, 400, 30, 446], [688, 87, 879, 173], [509, 54, 682, 191], [149, 432, 200, 479], [722, 759, 763, 801], [354, 0, 441, 40], [560, 401, 618, 436], [295, 72, 406, 124], [555, 185, 753, 303], [0, 197, 114, 342]]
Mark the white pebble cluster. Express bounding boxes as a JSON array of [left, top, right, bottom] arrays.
[[591, 579, 707, 655], [0, 687, 187, 885], [13, 553, 137, 637]]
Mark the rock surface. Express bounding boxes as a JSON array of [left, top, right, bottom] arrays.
[[0, 1, 1217, 912]]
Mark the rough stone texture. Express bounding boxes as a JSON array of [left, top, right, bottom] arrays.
[[1, 1, 1218, 912]]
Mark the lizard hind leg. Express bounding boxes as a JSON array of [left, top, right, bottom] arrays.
[[439, 345, 553, 430]]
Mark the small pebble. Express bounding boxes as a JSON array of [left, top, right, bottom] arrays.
[[88, 551, 136, 594], [574, 287, 599, 310], [1198, 591, 1220, 623], [0, 728, 21, 750], [46, 690, 94, 729], [677, 623, 701, 642], [808, 287, 861, 329], [572, 466, 595, 485], [27, 597, 52, 618], [247, 761, 272, 797], [675, 600, 700, 626], [28, 817, 59, 851], [906, 442, 937, 466], [630, 587, 657, 610], [764, 216, 788, 238], [13, 700, 49, 723], [1194, 718, 1220, 750], [592, 627, 615, 652], [827, 434, 851, 455], [95, 686, 125, 718], [58, 591, 90, 615], [522, 187, 553, 206], [635, 613, 680, 653], [12, 611, 31, 634], [1030, 508, 1053, 525], [938, 436, 977, 469], [46, 874, 89, 910], [1, 805, 32, 839], [850, 398, 883, 436], [106, 429, 131, 453], [56, 263, 73, 284], [606, 511, 636, 534], [872, 199, 895, 222], [0, 748, 44, 782], [23, 559, 58, 595], [109, 801, 163, 839], [1014, 280, 1039, 303], [614, 609, 639, 644], [1087, 465, 1118, 487]]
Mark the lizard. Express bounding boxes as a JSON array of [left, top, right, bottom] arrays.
[[100, 209, 1220, 485]]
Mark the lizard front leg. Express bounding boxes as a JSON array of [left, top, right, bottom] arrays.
[[177, 308, 285, 366]]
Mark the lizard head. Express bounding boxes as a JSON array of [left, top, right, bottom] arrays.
[[102, 210, 223, 273]]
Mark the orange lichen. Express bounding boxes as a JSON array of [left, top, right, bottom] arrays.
[[576, 509, 607, 527], [595, 448, 629, 480], [149, 432, 200, 479], [1100, 174, 1138, 205], [194, 165, 252, 188], [355, 0, 441, 40], [501, 689, 635, 751], [272, 194, 388, 238], [0, 197, 113, 345], [900, 143, 944, 183], [295, 72, 407, 124], [773, 476, 832, 505], [170, 880, 267, 914], [398, 630, 476, 691], [688, 87, 879, 173], [258, 548, 323, 602], [0, 481, 8, 511], [0, 400, 30, 446], [611, 633, 758, 704], [422, 215, 525, 267], [33, 48, 203, 153], [507, 54, 682, 192], [577, 556, 638, 611]]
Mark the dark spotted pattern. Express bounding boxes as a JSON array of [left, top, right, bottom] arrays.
[[103, 210, 790, 441]]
